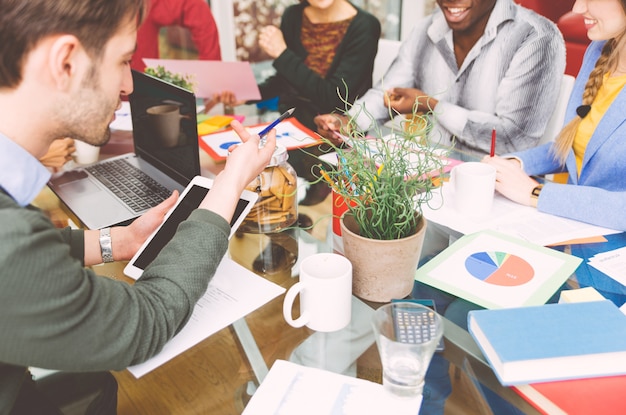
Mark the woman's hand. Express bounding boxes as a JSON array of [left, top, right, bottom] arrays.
[[40, 138, 76, 170], [482, 155, 538, 206], [202, 91, 243, 113], [314, 113, 349, 145], [384, 87, 438, 114], [258, 25, 287, 59]]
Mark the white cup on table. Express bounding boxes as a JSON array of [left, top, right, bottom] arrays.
[[282, 253, 352, 332], [451, 162, 496, 219], [73, 140, 101, 165]]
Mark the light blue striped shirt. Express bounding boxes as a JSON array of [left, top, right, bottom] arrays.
[[350, 0, 566, 156], [0, 133, 51, 206]]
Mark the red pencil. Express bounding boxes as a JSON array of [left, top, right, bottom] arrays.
[[490, 128, 496, 157]]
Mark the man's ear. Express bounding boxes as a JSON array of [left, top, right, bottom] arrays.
[[47, 34, 84, 91]]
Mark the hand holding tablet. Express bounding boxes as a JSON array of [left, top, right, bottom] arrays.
[[124, 176, 257, 280]]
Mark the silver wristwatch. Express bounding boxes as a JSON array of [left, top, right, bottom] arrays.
[[99, 227, 114, 263]]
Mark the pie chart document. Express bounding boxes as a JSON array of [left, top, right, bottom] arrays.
[[465, 252, 534, 286], [414, 230, 582, 309]]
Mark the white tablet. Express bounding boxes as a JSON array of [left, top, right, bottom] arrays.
[[123, 175, 258, 280]]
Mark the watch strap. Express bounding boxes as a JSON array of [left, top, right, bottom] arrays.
[[530, 184, 543, 208], [99, 227, 114, 263]]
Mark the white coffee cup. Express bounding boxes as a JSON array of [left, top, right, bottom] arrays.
[[451, 162, 496, 219], [283, 253, 352, 332], [73, 141, 101, 165]]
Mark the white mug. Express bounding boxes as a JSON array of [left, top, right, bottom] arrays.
[[283, 253, 352, 332], [451, 162, 496, 219], [73, 140, 101, 165], [146, 104, 184, 147]]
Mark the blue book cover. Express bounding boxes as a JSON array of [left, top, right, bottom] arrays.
[[468, 300, 626, 386]]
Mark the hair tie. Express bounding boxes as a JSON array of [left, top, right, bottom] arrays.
[[576, 105, 591, 119]]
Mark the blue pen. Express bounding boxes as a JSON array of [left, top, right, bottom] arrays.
[[258, 107, 295, 143]]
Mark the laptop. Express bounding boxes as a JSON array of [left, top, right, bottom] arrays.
[[48, 70, 201, 229]]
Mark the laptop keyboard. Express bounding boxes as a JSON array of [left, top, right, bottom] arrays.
[[86, 159, 171, 213]]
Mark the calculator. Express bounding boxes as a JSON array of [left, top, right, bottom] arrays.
[[391, 299, 444, 351]]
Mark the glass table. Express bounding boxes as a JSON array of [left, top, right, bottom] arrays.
[[32, 113, 553, 415]]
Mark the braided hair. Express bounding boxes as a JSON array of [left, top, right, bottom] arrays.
[[551, 24, 626, 164]]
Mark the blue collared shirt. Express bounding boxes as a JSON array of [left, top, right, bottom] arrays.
[[0, 133, 51, 206]]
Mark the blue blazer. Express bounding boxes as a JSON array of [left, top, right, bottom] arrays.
[[514, 41, 626, 231]]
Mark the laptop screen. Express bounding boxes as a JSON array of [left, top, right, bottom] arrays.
[[129, 70, 200, 186]]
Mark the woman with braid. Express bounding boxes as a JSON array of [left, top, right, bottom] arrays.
[[483, 0, 626, 232], [437, 1, 626, 413]]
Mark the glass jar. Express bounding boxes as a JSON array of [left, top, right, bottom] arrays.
[[240, 145, 297, 233]]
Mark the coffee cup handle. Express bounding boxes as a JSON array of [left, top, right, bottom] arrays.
[[282, 282, 309, 328]]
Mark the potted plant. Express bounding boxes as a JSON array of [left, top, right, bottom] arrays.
[[316, 101, 447, 302], [145, 65, 195, 91]]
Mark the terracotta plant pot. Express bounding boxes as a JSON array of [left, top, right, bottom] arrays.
[[340, 213, 427, 302]]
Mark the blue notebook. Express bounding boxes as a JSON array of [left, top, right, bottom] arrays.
[[468, 300, 626, 386]]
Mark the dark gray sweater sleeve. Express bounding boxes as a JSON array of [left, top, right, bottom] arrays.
[[0, 200, 230, 372]]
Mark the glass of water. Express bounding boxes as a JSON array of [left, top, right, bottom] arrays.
[[371, 301, 444, 398]]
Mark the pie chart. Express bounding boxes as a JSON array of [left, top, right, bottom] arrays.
[[465, 251, 534, 286]]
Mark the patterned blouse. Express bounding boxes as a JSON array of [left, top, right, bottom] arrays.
[[301, 12, 354, 78]]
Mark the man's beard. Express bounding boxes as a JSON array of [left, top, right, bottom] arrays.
[[52, 63, 116, 147]]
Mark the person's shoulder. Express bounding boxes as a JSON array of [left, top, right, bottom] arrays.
[[283, 3, 305, 17], [512, 3, 562, 37], [352, 7, 382, 31]]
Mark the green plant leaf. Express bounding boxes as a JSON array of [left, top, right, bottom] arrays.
[[309, 85, 449, 240]]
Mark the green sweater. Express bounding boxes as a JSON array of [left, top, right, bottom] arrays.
[[0, 192, 230, 411]]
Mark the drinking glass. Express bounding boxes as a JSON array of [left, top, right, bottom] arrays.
[[372, 301, 444, 398]]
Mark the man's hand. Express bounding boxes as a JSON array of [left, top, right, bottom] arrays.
[[84, 192, 179, 266], [384, 87, 438, 114]]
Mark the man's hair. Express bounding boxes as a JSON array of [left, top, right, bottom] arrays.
[[0, 0, 146, 88]]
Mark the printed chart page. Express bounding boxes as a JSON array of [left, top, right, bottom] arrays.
[[127, 257, 285, 378]]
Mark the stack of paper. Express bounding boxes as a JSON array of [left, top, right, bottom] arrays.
[[587, 246, 626, 286], [243, 360, 421, 415], [127, 258, 285, 378], [422, 184, 620, 246]]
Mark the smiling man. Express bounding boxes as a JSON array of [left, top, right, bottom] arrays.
[[316, 1, 565, 414], [315, 0, 566, 158]]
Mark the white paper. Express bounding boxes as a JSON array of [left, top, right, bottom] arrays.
[[422, 184, 619, 246], [242, 360, 422, 415], [127, 257, 285, 378], [109, 101, 133, 131], [588, 246, 626, 286], [200, 118, 319, 159]]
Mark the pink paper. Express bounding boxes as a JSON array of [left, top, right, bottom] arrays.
[[143, 59, 261, 101]]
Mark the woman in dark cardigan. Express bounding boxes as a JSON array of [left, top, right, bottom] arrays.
[[258, 0, 381, 205]]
